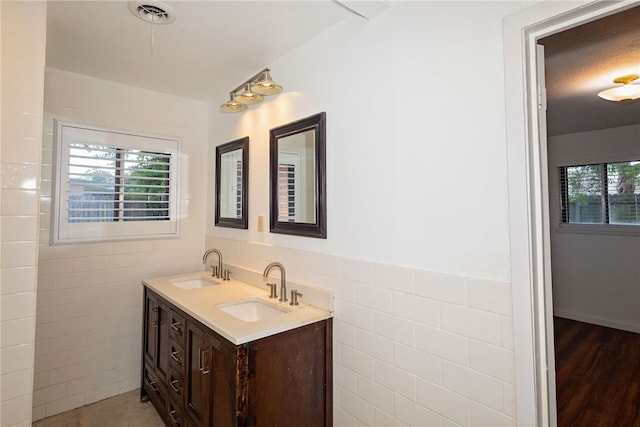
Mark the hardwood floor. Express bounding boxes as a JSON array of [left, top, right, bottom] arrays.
[[554, 317, 640, 427]]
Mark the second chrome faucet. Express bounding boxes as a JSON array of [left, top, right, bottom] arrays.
[[263, 261, 287, 303]]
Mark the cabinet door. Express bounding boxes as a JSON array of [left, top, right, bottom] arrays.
[[247, 320, 332, 427], [211, 334, 240, 426], [143, 291, 159, 368], [155, 299, 171, 382], [184, 320, 212, 426], [143, 290, 170, 384]]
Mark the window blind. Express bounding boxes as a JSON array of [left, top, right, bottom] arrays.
[[53, 121, 179, 243]]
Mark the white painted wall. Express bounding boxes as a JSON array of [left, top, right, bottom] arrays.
[[548, 124, 640, 332], [0, 2, 46, 426], [208, 1, 519, 282], [32, 69, 209, 420], [207, 2, 527, 425]]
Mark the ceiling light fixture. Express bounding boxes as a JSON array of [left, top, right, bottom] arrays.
[[597, 74, 640, 101], [220, 68, 283, 113]]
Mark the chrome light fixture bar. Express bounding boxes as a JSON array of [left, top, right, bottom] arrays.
[[220, 67, 283, 113]]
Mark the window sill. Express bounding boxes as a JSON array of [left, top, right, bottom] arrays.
[[556, 223, 640, 236]]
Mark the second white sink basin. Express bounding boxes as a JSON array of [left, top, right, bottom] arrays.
[[218, 298, 290, 322], [170, 276, 219, 290]]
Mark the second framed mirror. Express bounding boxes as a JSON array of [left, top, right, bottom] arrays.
[[215, 137, 249, 229], [269, 112, 326, 238]]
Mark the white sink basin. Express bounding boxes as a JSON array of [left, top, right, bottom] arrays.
[[218, 298, 289, 322], [170, 276, 219, 290]]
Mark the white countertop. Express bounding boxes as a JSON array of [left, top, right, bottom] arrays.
[[142, 271, 333, 345]]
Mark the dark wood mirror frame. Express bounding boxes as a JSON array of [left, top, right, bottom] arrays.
[[269, 112, 326, 238], [215, 137, 249, 229]]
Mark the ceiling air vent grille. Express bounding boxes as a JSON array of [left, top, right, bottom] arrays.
[[128, 1, 176, 25]]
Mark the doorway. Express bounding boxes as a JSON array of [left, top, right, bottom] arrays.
[[504, 1, 640, 426], [539, 6, 640, 424]]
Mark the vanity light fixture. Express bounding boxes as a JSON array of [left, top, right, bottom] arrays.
[[219, 68, 283, 113], [234, 84, 264, 105], [220, 94, 248, 113], [251, 69, 284, 96], [597, 74, 640, 101]]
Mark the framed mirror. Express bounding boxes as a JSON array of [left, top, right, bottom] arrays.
[[215, 137, 249, 229], [269, 112, 326, 238]]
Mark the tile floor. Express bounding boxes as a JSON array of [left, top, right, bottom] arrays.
[[33, 389, 164, 427]]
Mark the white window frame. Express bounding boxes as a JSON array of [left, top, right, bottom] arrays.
[[52, 120, 180, 244]]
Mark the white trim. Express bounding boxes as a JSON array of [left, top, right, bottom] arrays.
[[503, 1, 640, 425]]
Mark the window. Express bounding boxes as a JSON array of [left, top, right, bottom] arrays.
[[53, 121, 179, 243], [559, 161, 640, 225]]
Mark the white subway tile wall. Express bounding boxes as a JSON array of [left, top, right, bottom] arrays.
[[206, 236, 516, 426], [207, 236, 515, 427], [33, 69, 208, 420], [1, 2, 47, 426]]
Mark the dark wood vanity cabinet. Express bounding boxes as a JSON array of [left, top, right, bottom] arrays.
[[141, 287, 332, 427]]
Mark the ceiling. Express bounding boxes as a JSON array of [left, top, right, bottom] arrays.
[[540, 4, 640, 136], [45, 1, 358, 105], [46, 2, 639, 136]]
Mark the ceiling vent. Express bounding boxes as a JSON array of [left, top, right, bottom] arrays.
[[128, 1, 176, 25]]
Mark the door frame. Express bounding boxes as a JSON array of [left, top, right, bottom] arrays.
[[504, 1, 640, 425]]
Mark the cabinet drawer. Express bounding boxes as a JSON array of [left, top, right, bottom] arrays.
[[167, 398, 185, 427], [169, 310, 186, 346], [143, 366, 167, 417], [170, 341, 185, 372], [168, 370, 184, 401]]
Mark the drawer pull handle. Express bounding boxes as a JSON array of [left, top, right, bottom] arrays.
[[150, 305, 158, 327], [199, 348, 210, 375], [169, 409, 179, 425], [148, 380, 158, 393], [171, 350, 181, 364], [171, 321, 182, 333], [170, 378, 180, 393]]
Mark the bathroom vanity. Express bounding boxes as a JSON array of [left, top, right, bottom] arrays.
[[140, 272, 333, 427]]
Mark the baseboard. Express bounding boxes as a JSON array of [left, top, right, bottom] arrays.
[[554, 310, 640, 334]]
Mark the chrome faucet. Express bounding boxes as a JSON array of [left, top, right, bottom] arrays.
[[202, 248, 223, 279], [263, 262, 287, 303]]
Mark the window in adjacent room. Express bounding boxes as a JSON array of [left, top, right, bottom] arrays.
[[559, 161, 640, 225], [52, 121, 180, 244]]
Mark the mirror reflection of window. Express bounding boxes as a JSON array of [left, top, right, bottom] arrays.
[[219, 149, 243, 219], [215, 136, 248, 229], [277, 130, 316, 223], [278, 156, 298, 222]]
